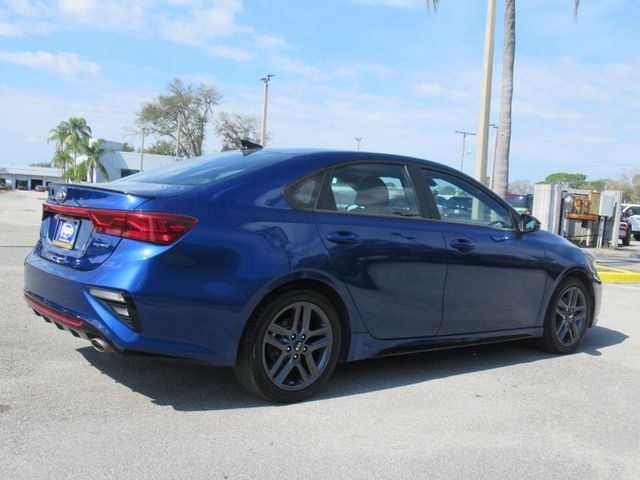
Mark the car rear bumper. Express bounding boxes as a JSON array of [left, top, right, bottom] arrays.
[[24, 248, 234, 365]]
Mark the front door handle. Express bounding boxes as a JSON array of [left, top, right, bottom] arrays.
[[326, 231, 361, 245], [449, 238, 475, 253]]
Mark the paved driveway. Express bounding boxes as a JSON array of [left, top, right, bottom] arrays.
[[1, 190, 639, 479]]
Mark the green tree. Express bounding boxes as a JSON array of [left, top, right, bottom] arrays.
[[136, 79, 221, 158], [540, 172, 588, 188], [120, 142, 135, 152], [47, 121, 71, 174], [82, 138, 111, 182], [215, 112, 262, 151], [65, 117, 92, 168], [29, 161, 52, 168], [62, 160, 88, 183], [145, 140, 175, 155]]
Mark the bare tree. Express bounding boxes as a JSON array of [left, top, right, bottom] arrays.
[[215, 112, 263, 151], [136, 79, 221, 158]]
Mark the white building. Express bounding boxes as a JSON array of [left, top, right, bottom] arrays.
[[0, 165, 62, 189], [1, 140, 177, 188], [94, 141, 176, 183]]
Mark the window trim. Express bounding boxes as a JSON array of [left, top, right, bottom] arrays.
[[315, 159, 426, 220], [412, 166, 519, 230], [283, 170, 327, 211]]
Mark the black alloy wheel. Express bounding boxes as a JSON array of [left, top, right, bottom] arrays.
[[234, 289, 341, 403], [540, 278, 591, 354]]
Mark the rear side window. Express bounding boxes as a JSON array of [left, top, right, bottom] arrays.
[[322, 163, 420, 217], [111, 150, 286, 186], [285, 172, 323, 210]]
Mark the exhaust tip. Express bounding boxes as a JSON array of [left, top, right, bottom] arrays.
[[90, 337, 114, 353]]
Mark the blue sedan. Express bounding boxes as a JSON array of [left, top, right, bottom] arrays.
[[24, 147, 602, 402]]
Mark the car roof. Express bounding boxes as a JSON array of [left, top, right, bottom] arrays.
[[255, 148, 461, 175]]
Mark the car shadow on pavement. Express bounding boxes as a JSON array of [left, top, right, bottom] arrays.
[[77, 325, 627, 410]]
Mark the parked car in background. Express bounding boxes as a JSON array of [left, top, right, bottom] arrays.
[[619, 215, 632, 246], [24, 148, 601, 402], [622, 204, 640, 241], [505, 193, 534, 215], [35, 185, 46, 192]]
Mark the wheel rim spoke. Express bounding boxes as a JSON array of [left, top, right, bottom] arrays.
[[554, 286, 587, 347], [262, 301, 333, 391], [268, 323, 290, 338], [556, 322, 569, 341]]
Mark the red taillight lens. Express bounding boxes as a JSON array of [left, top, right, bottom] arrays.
[[42, 204, 197, 245]]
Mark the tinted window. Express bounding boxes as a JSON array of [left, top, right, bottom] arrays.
[[422, 169, 512, 229], [286, 172, 323, 210], [111, 150, 285, 186], [324, 163, 419, 217]]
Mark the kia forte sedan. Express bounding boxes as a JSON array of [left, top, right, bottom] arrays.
[[24, 148, 601, 402]]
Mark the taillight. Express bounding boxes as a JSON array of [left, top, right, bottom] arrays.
[[42, 204, 197, 245]]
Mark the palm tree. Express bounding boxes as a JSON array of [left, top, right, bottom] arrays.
[[65, 117, 92, 169], [62, 161, 88, 183], [47, 121, 71, 174], [82, 138, 110, 182], [426, 0, 581, 196], [51, 150, 72, 173]]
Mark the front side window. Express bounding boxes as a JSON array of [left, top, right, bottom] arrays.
[[324, 163, 420, 217], [422, 169, 513, 229]]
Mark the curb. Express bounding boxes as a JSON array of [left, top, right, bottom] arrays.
[[596, 267, 640, 283], [598, 272, 640, 283]]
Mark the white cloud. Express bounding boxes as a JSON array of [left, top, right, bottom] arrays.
[[256, 35, 290, 51], [160, 0, 251, 46], [350, 0, 421, 7], [0, 51, 100, 78], [270, 55, 327, 82], [207, 44, 253, 62], [334, 63, 396, 78], [412, 82, 444, 97]]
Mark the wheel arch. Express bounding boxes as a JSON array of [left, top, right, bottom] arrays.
[[235, 272, 364, 365], [548, 267, 598, 327]]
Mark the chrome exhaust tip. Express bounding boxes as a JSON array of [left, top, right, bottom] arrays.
[[90, 337, 114, 353]]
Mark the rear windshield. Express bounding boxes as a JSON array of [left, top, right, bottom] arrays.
[[111, 150, 286, 186]]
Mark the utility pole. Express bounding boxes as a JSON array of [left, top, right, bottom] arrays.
[[455, 130, 475, 173], [489, 123, 499, 189], [139, 128, 146, 172], [260, 74, 274, 146], [475, 0, 497, 186], [354, 137, 362, 150], [175, 117, 181, 161]]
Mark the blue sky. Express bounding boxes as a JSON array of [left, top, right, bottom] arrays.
[[0, 0, 639, 184]]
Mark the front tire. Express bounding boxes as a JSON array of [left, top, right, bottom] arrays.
[[540, 278, 591, 354], [234, 289, 342, 403], [634, 233, 640, 241], [622, 230, 631, 246]]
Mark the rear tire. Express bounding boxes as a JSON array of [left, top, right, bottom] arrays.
[[540, 278, 591, 355], [234, 289, 342, 403]]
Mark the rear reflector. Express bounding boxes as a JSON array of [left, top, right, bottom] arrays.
[[43, 204, 197, 245]]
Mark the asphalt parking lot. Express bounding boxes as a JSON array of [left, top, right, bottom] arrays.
[[1, 190, 639, 479]]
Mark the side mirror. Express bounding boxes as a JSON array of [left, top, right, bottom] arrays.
[[519, 213, 541, 233]]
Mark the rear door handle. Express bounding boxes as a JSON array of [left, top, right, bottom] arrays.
[[326, 231, 361, 245], [449, 238, 475, 253]]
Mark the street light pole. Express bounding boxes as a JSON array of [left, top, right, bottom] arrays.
[[139, 128, 146, 172], [175, 117, 182, 162], [455, 130, 475, 173], [489, 123, 498, 189], [260, 74, 274, 146], [354, 137, 362, 150], [475, 0, 497, 186]]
